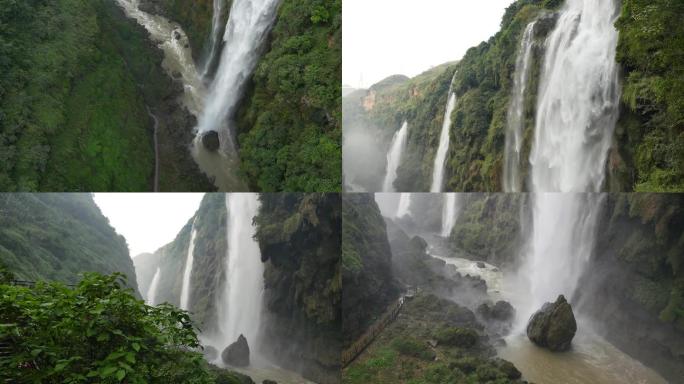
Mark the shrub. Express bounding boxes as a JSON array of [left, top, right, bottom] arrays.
[[390, 336, 435, 361]]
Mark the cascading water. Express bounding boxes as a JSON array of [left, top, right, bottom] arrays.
[[179, 224, 198, 311], [519, 0, 621, 322], [395, 193, 411, 218], [215, 194, 265, 359], [440, 193, 458, 237], [146, 266, 161, 306], [200, 0, 226, 78], [195, 0, 280, 143], [430, 76, 458, 192], [530, 0, 620, 193], [382, 121, 409, 192], [503, 21, 536, 193]]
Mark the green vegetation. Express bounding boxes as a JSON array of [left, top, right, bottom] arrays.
[[0, 193, 138, 289], [0, 0, 159, 191], [236, 0, 342, 191], [613, 0, 684, 191], [342, 194, 400, 346], [255, 193, 342, 383], [0, 272, 248, 383], [343, 293, 523, 384]]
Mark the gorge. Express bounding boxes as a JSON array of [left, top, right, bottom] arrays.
[[342, 193, 683, 383], [342, 0, 684, 193]]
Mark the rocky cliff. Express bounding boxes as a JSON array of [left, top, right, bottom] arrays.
[[255, 193, 342, 384], [342, 194, 401, 346], [0, 193, 138, 292], [343, 0, 683, 192], [577, 193, 684, 382]]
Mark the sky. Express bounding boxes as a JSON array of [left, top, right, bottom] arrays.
[[343, 0, 514, 89], [93, 193, 204, 258]]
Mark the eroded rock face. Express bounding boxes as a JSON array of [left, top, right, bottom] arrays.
[[221, 334, 250, 367], [526, 295, 577, 352], [202, 130, 220, 152]]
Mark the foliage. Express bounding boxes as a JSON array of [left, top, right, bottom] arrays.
[[614, 0, 684, 191], [433, 327, 478, 348], [0, 273, 216, 384], [0, 193, 138, 290], [390, 337, 435, 361], [236, 0, 342, 192], [0, 0, 157, 191]]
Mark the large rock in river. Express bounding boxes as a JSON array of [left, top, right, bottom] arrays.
[[221, 334, 250, 367], [526, 295, 577, 351], [202, 130, 220, 152]]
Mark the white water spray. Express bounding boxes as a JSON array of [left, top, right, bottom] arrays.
[[382, 121, 409, 192], [196, 0, 280, 143], [216, 194, 265, 356], [430, 76, 458, 192], [179, 225, 198, 311], [520, 0, 620, 323], [440, 193, 458, 237], [146, 267, 161, 306], [503, 21, 536, 192], [201, 0, 226, 78], [530, 0, 620, 192], [396, 193, 411, 218]]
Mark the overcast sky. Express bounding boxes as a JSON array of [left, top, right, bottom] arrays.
[[93, 193, 204, 257], [343, 0, 513, 88]]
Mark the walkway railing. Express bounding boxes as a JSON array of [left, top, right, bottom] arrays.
[[341, 289, 417, 368]]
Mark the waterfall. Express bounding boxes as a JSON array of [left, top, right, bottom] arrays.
[[523, 194, 604, 313], [179, 224, 198, 311], [216, 194, 264, 356], [382, 121, 409, 192], [503, 21, 536, 193], [430, 77, 458, 192], [441, 193, 458, 237], [195, 0, 281, 149], [520, 0, 620, 323], [396, 193, 411, 218], [146, 267, 161, 306], [530, 0, 620, 192], [200, 0, 225, 78]]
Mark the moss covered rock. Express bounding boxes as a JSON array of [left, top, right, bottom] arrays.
[[526, 295, 577, 352]]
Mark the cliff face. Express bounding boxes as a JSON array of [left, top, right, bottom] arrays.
[[448, 194, 529, 268], [344, 0, 683, 192], [255, 193, 342, 384], [578, 194, 684, 382], [138, 193, 228, 331], [0, 194, 138, 292], [342, 194, 401, 346]]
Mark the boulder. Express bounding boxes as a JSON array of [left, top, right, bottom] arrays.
[[476, 262, 486, 268], [173, 30, 181, 40], [478, 300, 515, 322], [263, 381, 278, 384], [202, 130, 220, 151], [202, 345, 218, 361], [221, 334, 250, 367], [526, 295, 577, 351]]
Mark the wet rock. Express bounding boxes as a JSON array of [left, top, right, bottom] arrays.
[[478, 300, 515, 322], [202, 130, 220, 152], [526, 295, 577, 351], [172, 71, 182, 79], [202, 345, 218, 361], [173, 30, 181, 40], [263, 380, 277, 384], [221, 334, 250, 367], [493, 358, 522, 380], [476, 261, 486, 268]]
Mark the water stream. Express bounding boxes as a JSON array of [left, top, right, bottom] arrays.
[[179, 224, 197, 310], [200, 0, 226, 78], [430, 88, 458, 192], [212, 194, 264, 356], [146, 266, 161, 306], [382, 121, 409, 192], [395, 192, 411, 218], [440, 193, 458, 237], [503, 21, 536, 193]]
